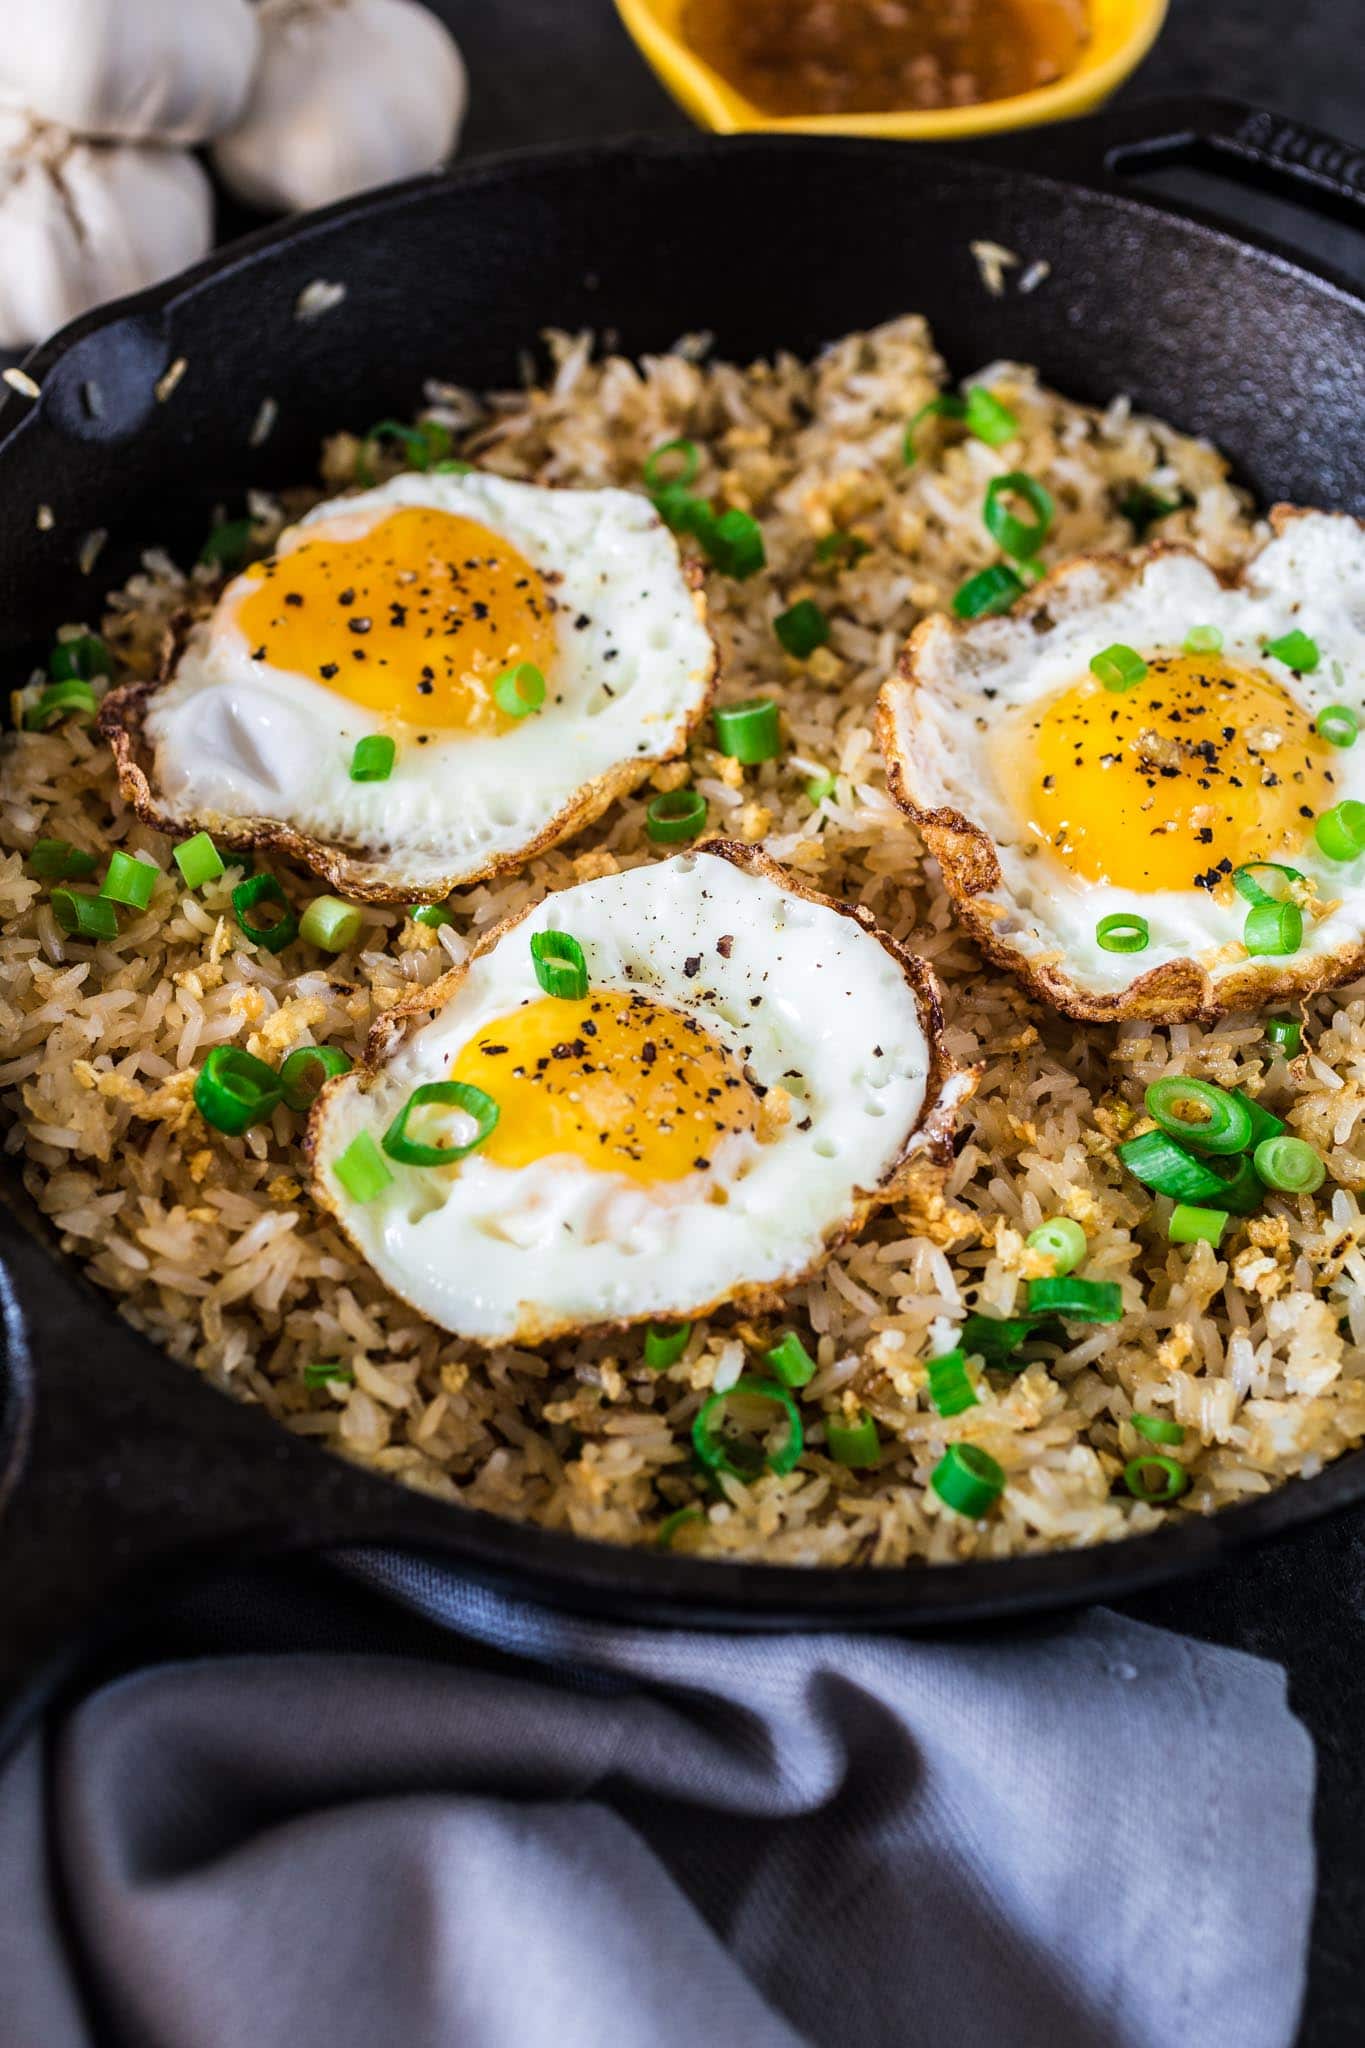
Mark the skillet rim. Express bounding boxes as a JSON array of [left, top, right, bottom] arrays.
[[3, 110, 1365, 1631]]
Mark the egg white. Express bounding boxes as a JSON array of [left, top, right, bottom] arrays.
[[879, 510, 1365, 1018], [309, 846, 961, 1344], [122, 469, 715, 898]]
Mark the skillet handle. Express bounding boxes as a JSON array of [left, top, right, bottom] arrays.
[[1037, 94, 1365, 235]]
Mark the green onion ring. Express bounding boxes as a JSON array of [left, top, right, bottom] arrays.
[[1265, 1015, 1302, 1058], [644, 1321, 692, 1371], [1145, 1075, 1254, 1155], [382, 1080, 499, 1166], [713, 696, 780, 764], [279, 1044, 354, 1114], [1243, 900, 1303, 957], [643, 438, 701, 491], [531, 928, 589, 1000], [492, 661, 546, 718], [983, 471, 1055, 561], [1131, 1411, 1186, 1445], [1025, 1276, 1124, 1322], [50, 888, 118, 941], [193, 1043, 282, 1136], [334, 1130, 393, 1204], [1316, 704, 1358, 748], [1025, 1216, 1087, 1274], [692, 1376, 803, 1480], [28, 839, 97, 881], [931, 1442, 1006, 1518], [1231, 862, 1303, 909], [953, 565, 1024, 619], [1096, 912, 1149, 953], [1089, 643, 1148, 692], [1123, 1454, 1189, 1503], [646, 788, 706, 843], [173, 832, 225, 888], [926, 1348, 978, 1417], [1315, 800, 1365, 862], [350, 734, 396, 782], [1264, 629, 1320, 673], [825, 1411, 881, 1467], [774, 599, 830, 659], [1252, 1134, 1326, 1194], [1167, 1203, 1229, 1246], [231, 872, 299, 954], [765, 1331, 816, 1388]]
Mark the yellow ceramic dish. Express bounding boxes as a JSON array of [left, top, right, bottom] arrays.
[[614, 0, 1168, 140]]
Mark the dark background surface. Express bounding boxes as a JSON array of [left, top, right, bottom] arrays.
[[422, 4, 1365, 2041], [17, 3, 1361, 2042]]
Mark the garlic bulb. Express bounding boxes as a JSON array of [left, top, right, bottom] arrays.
[[0, 116, 212, 349], [213, 0, 467, 216], [0, 0, 260, 146]]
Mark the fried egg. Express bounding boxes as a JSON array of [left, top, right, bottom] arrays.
[[307, 844, 964, 1344], [102, 470, 716, 899], [878, 509, 1365, 1021]]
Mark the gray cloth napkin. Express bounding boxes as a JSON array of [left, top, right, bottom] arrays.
[[0, 1565, 1314, 2048]]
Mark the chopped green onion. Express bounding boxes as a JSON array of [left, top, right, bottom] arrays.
[[1314, 800, 1365, 862], [303, 1359, 354, 1388], [953, 565, 1024, 619], [905, 388, 1019, 464], [644, 1321, 692, 1370], [1025, 1276, 1124, 1322], [656, 1505, 705, 1550], [199, 518, 252, 571], [706, 507, 766, 580], [1316, 705, 1358, 748], [1090, 643, 1148, 692], [100, 849, 159, 911], [1131, 1411, 1186, 1445], [1243, 900, 1302, 957], [1264, 629, 1320, 673], [1206, 1154, 1265, 1215], [931, 1442, 1006, 1518], [1096, 912, 1149, 953], [24, 679, 98, 728], [1266, 1014, 1302, 1057], [983, 472, 1054, 562], [334, 1130, 393, 1204], [1145, 1075, 1254, 1155], [962, 386, 1020, 446], [646, 788, 706, 843], [1026, 1216, 1087, 1274], [299, 895, 364, 952], [382, 1080, 499, 1166], [1123, 1454, 1188, 1503], [714, 696, 780, 764], [1167, 1203, 1229, 1246], [350, 734, 395, 782], [50, 888, 118, 941], [825, 1411, 881, 1467], [765, 1331, 816, 1389], [172, 832, 225, 888], [193, 1043, 282, 1136], [815, 530, 870, 567], [279, 1044, 353, 1113], [531, 929, 588, 1000], [1118, 484, 1183, 536], [926, 1348, 978, 1417], [28, 839, 96, 881], [643, 438, 701, 491], [410, 903, 453, 929], [1117, 1130, 1264, 1213], [1232, 1089, 1285, 1150], [774, 599, 830, 659], [959, 1313, 1047, 1365], [1183, 624, 1224, 655], [1253, 1134, 1326, 1194], [1231, 862, 1302, 908], [493, 661, 546, 718], [49, 634, 110, 682], [692, 1376, 802, 1480], [232, 872, 299, 953], [364, 418, 453, 471], [651, 482, 712, 540], [805, 774, 838, 806]]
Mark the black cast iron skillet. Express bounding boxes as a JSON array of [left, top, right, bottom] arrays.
[[2, 94, 1364, 1753]]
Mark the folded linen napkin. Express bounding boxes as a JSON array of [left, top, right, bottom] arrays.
[[0, 1557, 1314, 2048]]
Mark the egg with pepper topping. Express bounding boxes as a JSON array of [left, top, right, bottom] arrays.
[[100, 470, 716, 900], [878, 510, 1365, 1021], [307, 844, 966, 1344]]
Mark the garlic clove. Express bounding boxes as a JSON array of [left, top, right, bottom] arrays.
[[0, 0, 261, 146], [0, 115, 212, 349], [212, 0, 467, 217]]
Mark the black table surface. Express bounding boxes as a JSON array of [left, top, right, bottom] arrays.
[[421, 5, 1364, 2042], [30, 4, 1359, 2042]]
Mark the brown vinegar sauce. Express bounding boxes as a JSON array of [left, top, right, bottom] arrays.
[[678, 0, 1089, 117]]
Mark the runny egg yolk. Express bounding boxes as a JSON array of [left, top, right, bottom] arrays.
[[232, 506, 557, 733], [994, 653, 1337, 894], [448, 990, 765, 1182]]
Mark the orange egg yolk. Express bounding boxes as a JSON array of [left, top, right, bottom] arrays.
[[447, 990, 765, 1182], [993, 653, 1337, 894], [233, 506, 558, 733]]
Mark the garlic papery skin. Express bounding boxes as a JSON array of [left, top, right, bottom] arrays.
[[212, 0, 467, 216], [0, 116, 213, 349], [0, 0, 261, 146]]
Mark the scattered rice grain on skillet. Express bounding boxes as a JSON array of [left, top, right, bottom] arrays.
[[4, 313, 1365, 1567]]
